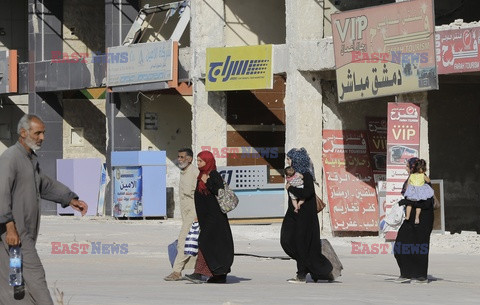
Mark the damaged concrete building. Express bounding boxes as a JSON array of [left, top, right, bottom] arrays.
[[0, 0, 478, 233]]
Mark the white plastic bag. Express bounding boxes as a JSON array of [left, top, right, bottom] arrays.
[[384, 202, 405, 229]]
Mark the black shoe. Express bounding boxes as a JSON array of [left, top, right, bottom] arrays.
[[312, 272, 334, 283], [207, 274, 227, 283], [184, 273, 203, 284]]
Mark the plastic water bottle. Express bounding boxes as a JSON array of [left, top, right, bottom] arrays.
[[9, 246, 22, 286]]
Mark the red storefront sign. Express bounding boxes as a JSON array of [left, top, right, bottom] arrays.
[[436, 27, 480, 74], [323, 130, 379, 232], [366, 117, 387, 229], [385, 103, 421, 239], [366, 117, 387, 180]]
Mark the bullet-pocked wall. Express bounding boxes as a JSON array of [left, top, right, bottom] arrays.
[[224, 0, 286, 46], [62, 93, 107, 162], [428, 77, 480, 233], [140, 92, 192, 217], [0, 0, 29, 154], [0, 96, 29, 153], [63, 0, 105, 56], [0, 0, 28, 61], [321, 76, 389, 131]]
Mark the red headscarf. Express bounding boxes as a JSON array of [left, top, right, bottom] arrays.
[[197, 150, 217, 194]]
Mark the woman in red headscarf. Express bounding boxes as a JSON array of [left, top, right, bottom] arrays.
[[184, 151, 234, 284]]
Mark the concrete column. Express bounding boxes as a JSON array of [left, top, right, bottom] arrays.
[[27, 0, 64, 215], [285, 0, 330, 232], [105, 0, 139, 216], [395, 0, 429, 167], [190, 0, 227, 164]]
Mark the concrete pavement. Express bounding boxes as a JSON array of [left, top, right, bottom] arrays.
[[33, 216, 480, 305]]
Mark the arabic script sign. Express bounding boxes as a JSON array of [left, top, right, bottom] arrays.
[[365, 117, 387, 232], [107, 40, 173, 87], [332, 0, 437, 102], [322, 130, 379, 232], [206, 45, 273, 91], [384, 103, 420, 238], [113, 167, 143, 217], [435, 27, 480, 74]]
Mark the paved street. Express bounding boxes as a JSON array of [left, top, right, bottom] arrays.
[[35, 216, 480, 305]]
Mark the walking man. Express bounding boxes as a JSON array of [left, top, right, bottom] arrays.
[[164, 148, 199, 281], [0, 114, 88, 304]]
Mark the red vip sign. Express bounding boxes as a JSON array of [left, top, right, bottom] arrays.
[[387, 104, 420, 143], [384, 103, 420, 239]]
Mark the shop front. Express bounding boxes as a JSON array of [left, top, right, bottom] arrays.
[[205, 44, 287, 218], [329, 0, 438, 237]]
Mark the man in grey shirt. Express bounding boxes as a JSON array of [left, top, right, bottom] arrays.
[[0, 114, 88, 304]]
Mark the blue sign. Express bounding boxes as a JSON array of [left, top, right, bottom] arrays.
[[113, 167, 143, 217], [106, 40, 173, 87]]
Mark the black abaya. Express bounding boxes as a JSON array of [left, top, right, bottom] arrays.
[[280, 172, 333, 279], [394, 197, 434, 279], [195, 170, 234, 275]]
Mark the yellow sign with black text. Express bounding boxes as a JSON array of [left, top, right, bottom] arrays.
[[206, 45, 273, 91]]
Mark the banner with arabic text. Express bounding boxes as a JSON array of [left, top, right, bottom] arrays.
[[323, 130, 379, 232], [435, 26, 480, 74], [366, 117, 387, 228], [113, 167, 143, 217], [384, 103, 420, 239], [332, 0, 437, 102]]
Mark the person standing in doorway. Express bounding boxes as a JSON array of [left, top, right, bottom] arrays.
[[0, 114, 88, 304], [164, 148, 200, 281]]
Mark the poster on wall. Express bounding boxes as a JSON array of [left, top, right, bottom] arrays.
[[144, 112, 158, 130], [384, 103, 421, 239], [322, 130, 379, 232], [97, 163, 108, 216], [366, 117, 387, 182], [113, 167, 143, 217], [435, 26, 480, 74], [331, 0, 437, 102], [365, 117, 388, 230]]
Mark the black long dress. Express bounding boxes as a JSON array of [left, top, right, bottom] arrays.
[[394, 197, 434, 279], [194, 170, 234, 275], [280, 172, 333, 280]]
